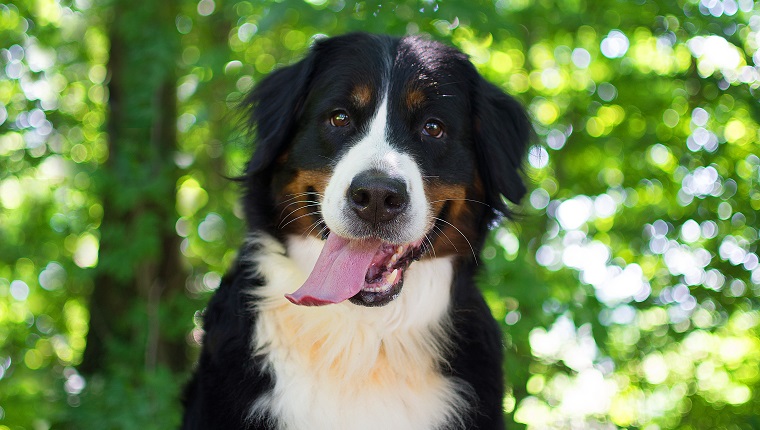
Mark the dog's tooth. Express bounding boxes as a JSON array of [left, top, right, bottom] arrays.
[[386, 269, 399, 285], [396, 246, 404, 255], [390, 254, 398, 265]]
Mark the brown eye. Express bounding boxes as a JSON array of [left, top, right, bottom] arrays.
[[422, 120, 444, 138], [330, 110, 350, 127]]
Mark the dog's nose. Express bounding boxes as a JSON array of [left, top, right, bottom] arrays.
[[348, 170, 408, 223]]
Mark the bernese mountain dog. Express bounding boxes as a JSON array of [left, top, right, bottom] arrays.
[[181, 32, 531, 430]]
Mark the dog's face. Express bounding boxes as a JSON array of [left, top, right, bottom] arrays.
[[244, 33, 530, 307]]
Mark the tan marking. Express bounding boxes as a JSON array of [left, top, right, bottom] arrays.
[[351, 85, 373, 107], [276, 169, 330, 236], [423, 178, 484, 259], [406, 89, 426, 110]]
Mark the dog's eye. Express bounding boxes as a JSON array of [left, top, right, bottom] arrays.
[[422, 120, 444, 138], [330, 110, 350, 127]]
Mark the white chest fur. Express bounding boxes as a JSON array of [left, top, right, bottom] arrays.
[[247, 235, 469, 430]]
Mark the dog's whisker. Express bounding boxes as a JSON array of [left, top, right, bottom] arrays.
[[423, 234, 438, 260], [279, 192, 316, 204], [279, 192, 325, 206], [303, 219, 324, 238], [279, 204, 322, 229], [316, 225, 328, 237], [279, 205, 313, 228], [281, 191, 313, 198], [426, 232, 440, 258], [310, 226, 330, 254], [278, 200, 321, 219], [279, 199, 321, 208], [433, 217, 477, 263], [279, 204, 323, 229], [428, 228, 450, 256], [431, 224, 458, 252], [279, 211, 322, 230], [428, 198, 491, 208]]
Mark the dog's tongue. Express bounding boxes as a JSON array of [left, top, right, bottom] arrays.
[[286, 234, 382, 306]]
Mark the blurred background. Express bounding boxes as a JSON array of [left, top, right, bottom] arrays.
[[1, 0, 759, 428]]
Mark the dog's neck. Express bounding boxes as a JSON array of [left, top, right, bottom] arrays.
[[247, 233, 455, 378], [245, 233, 469, 430]]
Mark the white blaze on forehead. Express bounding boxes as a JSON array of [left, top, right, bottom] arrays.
[[322, 92, 429, 244]]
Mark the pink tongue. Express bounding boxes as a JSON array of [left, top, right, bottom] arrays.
[[285, 234, 382, 306]]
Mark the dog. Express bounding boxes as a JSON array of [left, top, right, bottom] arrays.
[[180, 32, 530, 430]]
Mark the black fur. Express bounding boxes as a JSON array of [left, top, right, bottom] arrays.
[[180, 261, 272, 428], [181, 33, 530, 429], [473, 79, 532, 217]]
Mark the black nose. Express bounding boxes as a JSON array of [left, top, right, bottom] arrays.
[[348, 170, 409, 224]]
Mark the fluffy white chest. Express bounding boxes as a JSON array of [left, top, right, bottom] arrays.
[[248, 235, 468, 430]]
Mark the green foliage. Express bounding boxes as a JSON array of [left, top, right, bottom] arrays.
[[67, 368, 182, 430], [1, 0, 760, 429]]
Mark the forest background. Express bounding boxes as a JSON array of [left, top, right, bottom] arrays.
[[1, 0, 759, 428]]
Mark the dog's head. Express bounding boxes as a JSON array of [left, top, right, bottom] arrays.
[[242, 33, 531, 307]]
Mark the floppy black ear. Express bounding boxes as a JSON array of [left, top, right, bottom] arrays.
[[243, 51, 316, 173], [473, 79, 532, 218]]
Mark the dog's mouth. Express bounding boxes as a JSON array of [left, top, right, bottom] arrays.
[[285, 233, 425, 307]]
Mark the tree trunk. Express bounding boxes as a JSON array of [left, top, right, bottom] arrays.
[[80, 0, 187, 376]]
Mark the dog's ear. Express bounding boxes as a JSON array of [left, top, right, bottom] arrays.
[[472, 79, 532, 218], [243, 52, 316, 173]]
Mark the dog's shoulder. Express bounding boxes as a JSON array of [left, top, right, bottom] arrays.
[[181, 262, 275, 430], [448, 269, 507, 429]]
